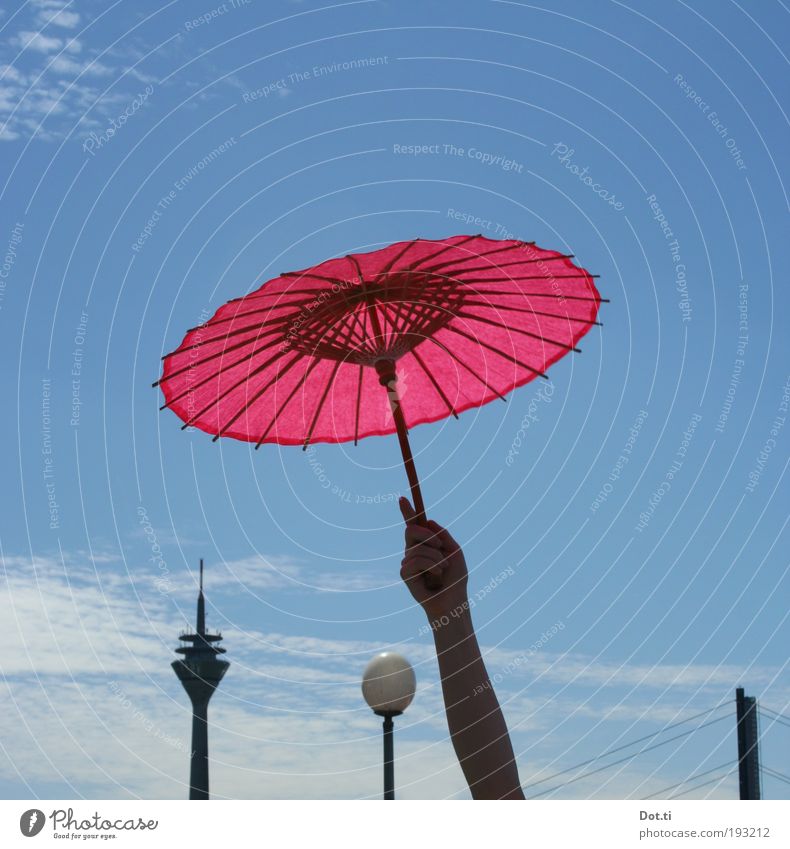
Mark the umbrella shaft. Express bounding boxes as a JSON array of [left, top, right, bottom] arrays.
[[375, 360, 426, 523], [392, 393, 426, 523]]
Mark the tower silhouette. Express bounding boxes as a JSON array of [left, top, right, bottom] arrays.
[[172, 559, 229, 800]]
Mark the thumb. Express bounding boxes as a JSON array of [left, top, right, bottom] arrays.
[[425, 519, 460, 554]]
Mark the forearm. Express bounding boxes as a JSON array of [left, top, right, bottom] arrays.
[[432, 607, 524, 799]]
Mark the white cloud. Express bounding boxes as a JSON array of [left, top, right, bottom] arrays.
[[0, 9, 152, 143], [13, 31, 63, 54], [31, 1, 81, 30], [0, 63, 26, 83], [0, 550, 783, 799], [50, 55, 112, 77], [0, 125, 20, 141]]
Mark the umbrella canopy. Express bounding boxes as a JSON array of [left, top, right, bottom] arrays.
[[157, 234, 603, 450]]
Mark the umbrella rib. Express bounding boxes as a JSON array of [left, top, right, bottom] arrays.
[[184, 291, 364, 368], [184, 298, 323, 331], [353, 363, 364, 446], [164, 318, 295, 356], [402, 283, 462, 339], [157, 327, 286, 383], [388, 265, 441, 339], [254, 356, 325, 448], [431, 257, 578, 278], [346, 254, 370, 303], [381, 271, 454, 341], [375, 282, 410, 340], [376, 237, 420, 279], [280, 270, 352, 287], [229, 285, 338, 303], [404, 273, 451, 330], [424, 336, 507, 402], [294, 299, 366, 359], [376, 238, 420, 334], [458, 289, 607, 302], [378, 297, 435, 348], [303, 359, 343, 449], [426, 251, 576, 277], [353, 304, 370, 444], [456, 310, 582, 352], [409, 346, 459, 419], [422, 241, 534, 274], [443, 324, 549, 379], [180, 348, 297, 430], [159, 336, 286, 407], [404, 234, 479, 273], [460, 299, 603, 325], [254, 312, 353, 448], [321, 256, 369, 350], [280, 298, 364, 354], [211, 353, 306, 442], [348, 253, 387, 351], [451, 272, 599, 283]]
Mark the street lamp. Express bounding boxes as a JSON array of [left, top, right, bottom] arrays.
[[362, 652, 416, 800]]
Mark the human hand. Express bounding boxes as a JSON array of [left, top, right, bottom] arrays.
[[398, 497, 469, 624]]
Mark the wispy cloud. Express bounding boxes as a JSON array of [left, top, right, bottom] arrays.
[[0, 4, 155, 142], [12, 31, 66, 54], [0, 547, 778, 799], [32, 0, 81, 31]]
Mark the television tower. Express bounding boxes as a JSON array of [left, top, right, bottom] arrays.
[[172, 559, 229, 800]]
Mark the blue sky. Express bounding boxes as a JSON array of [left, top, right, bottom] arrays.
[[0, 0, 788, 800]]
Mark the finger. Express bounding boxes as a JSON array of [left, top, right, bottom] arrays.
[[405, 524, 443, 551], [402, 549, 444, 574], [425, 519, 460, 554], [399, 496, 418, 525], [401, 556, 445, 585]]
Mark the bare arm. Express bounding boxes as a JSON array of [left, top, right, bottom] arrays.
[[399, 498, 525, 800]]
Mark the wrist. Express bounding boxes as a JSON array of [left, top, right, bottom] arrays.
[[423, 593, 471, 626], [429, 601, 475, 644]]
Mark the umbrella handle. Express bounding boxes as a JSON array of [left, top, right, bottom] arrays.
[[376, 360, 443, 592]]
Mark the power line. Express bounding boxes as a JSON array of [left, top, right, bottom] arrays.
[[521, 703, 730, 794], [763, 766, 790, 787], [525, 713, 731, 799], [641, 761, 736, 800], [760, 707, 790, 731], [761, 705, 790, 722]]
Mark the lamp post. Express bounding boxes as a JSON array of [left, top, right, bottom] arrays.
[[362, 652, 415, 800]]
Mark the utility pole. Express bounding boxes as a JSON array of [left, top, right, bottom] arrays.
[[172, 559, 229, 800], [735, 687, 761, 800]]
